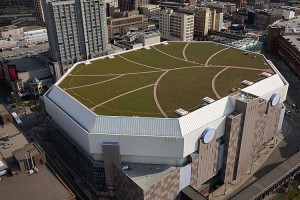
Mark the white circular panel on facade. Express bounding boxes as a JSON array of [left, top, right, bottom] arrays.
[[201, 128, 216, 144], [270, 92, 281, 106]]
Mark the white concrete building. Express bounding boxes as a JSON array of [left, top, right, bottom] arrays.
[[159, 9, 194, 41], [44, 42, 288, 198]]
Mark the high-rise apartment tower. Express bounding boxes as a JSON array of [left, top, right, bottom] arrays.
[[42, 0, 108, 75]]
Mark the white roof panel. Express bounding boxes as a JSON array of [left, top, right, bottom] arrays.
[[242, 74, 284, 97], [47, 86, 96, 131], [92, 116, 181, 137], [179, 97, 235, 136]]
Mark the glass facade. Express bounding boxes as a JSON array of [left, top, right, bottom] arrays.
[[49, 120, 107, 192]]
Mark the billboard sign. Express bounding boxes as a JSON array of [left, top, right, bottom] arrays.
[[7, 64, 17, 81]]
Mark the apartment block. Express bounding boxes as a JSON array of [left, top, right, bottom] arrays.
[[42, 0, 108, 76], [119, 0, 150, 11], [0, 0, 44, 25], [34, 0, 45, 24], [254, 10, 282, 29], [194, 8, 219, 37], [107, 11, 147, 38], [159, 9, 194, 41]]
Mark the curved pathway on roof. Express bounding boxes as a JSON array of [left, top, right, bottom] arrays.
[[70, 89, 97, 107], [211, 67, 229, 99], [210, 65, 274, 72], [154, 70, 170, 118], [204, 47, 230, 67], [65, 75, 125, 90], [91, 84, 155, 111], [211, 65, 273, 99], [182, 43, 190, 61], [67, 70, 162, 77], [152, 46, 200, 65], [118, 55, 162, 70]]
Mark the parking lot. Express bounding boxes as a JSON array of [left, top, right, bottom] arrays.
[[0, 43, 49, 60]]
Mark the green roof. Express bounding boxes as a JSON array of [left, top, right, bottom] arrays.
[[59, 42, 272, 118]]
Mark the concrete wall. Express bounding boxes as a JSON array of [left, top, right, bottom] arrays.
[[222, 113, 243, 183], [89, 133, 184, 163], [140, 35, 161, 46], [44, 96, 91, 155], [197, 136, 219, 185], [143, 168, 180, 200], [0, 27, 24, 38], [113, 165, 144, 200]]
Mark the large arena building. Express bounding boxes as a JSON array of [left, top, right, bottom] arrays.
[[44, 41, 288, 199]]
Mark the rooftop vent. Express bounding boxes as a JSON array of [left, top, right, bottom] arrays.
[[241, 80, 254, 86], [175, 108, 189, 116], [83, 61, 91, 65], [106, 55, 114, 59], [202, 97, 215, 104], [259, 72, 272, 78]]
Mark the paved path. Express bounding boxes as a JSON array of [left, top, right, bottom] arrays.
[[65, 75, 124, 90], [68, 70, 161, 77], [91, 84, 155, 111], [152, 46, 200, 65], [153, 70, 170, 118], [182, 43, 190, 61], [211, 67, 229, 99], [71, 89, 97, 107], [118, 55, 161, 70], [210, 65, 272, 72], [205, 48, 229, 67]]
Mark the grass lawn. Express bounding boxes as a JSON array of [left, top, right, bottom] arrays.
[[185, 42, 225, 64], [59, 75, 117, 89], [121, 48, 195, 69], [154, 42, 187, 59], [58, 42, 274, 117], [209, 48, 268, 69], [214, 68, 265, 98], [69, 72, 162, 108], [66, 89, 96, 108], [157, 67, 222, 118], [70, 56, 155, 75], [95, 86, 163, 117]]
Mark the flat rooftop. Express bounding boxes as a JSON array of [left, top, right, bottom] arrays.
[[0, 165, 74, 200], [283, 35, 300, 50], [0, 104, 9, 115], [0, 122, 27, 162], [121, 163, 177, 189], [58, 42, 273, 118]]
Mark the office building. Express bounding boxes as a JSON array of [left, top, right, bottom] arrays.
[[194, 8, 223, 37], [107, 11, 147, 39], [119, 0, 150, 11], [42, 0, 108, 77], [44, 41, 288, 198], [214, 0, 245, 7], [159, 9, 194, 41], [247, 0, 270, 8], [199, 1, 237, 14], [0, 0, 45, 25], [253, 10, 281, 29], [267, 18, 300, 79]]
